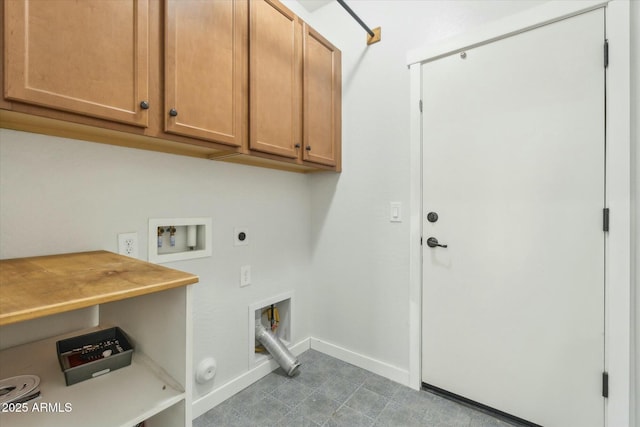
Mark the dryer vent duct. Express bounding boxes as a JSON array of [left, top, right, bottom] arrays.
[[255, 323, 300, 376]]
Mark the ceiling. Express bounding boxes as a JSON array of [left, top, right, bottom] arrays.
[[296, 0, 333, 13]]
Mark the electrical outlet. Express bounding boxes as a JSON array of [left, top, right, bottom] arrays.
[[118, 232, 139, 258], [240, 265, 251, 287]]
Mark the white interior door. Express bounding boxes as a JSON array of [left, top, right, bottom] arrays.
[[421, 9, 605, 427]]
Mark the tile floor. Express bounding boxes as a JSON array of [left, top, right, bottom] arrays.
[[194, 349, 526, 427]]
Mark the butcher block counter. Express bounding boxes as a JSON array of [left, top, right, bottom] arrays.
[[0, 250, 198, 326]]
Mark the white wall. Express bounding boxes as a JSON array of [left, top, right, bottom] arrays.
[[0, 129, 313, 401], [631, 2, 639, 425]]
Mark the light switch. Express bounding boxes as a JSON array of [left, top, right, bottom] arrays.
[[390, 202, 402, 222]]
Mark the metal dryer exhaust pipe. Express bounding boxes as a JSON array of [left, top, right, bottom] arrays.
[[255, 322, 300, 376]]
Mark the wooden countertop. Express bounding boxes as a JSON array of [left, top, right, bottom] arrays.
[[0, 250, 199, 326]]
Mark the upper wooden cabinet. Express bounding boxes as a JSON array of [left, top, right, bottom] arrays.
[[303, 24, 341, 167], [249, 0, 341, 169], [4, 0, 150, 127], [249, 0, 302, 159], [165, 0, 247, 147], [2, 0, 341, 172]]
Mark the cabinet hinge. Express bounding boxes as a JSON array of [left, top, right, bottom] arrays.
[[419, 100, 423, 112], [420, 237, 423, 246], [603, 208, 610, 232], [604, 40, 609, 68], [602, 372, 609, 398]]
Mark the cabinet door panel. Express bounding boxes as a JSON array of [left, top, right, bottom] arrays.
[[165, 0, 247, 146], [249, 0, 301, 159], [4, 0, 149, 127], [303, 25, 341, 167]]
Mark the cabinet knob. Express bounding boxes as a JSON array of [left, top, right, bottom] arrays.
[[295, 144, 301, 149], [139, 101, 150, 110], [305, 146, 311, 151], [169, 108, 178, 117]]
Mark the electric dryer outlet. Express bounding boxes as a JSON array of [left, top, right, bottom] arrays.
[[234, 228, 249, 246]]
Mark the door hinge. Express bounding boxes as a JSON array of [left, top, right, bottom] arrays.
[[604, 40, 609, 68], [602, 372, 609, 398], [419, 100, 423, 112], [603, 208, 610, 232]]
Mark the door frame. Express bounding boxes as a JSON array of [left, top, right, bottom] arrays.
[[406, 1, 631, 426]]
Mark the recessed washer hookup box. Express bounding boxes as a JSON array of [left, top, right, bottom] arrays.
[[56, 327, 134, 386]]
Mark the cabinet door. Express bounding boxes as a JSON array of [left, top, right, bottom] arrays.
[[249, 0, 302, 159], [165, 0, 247, 147], [303, 25, 341, 167], [4, 0, 149, 127]]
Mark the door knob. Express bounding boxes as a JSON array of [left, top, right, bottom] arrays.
[[426, 237, 447, 248]]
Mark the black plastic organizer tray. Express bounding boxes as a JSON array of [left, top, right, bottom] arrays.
[[56, 327, 134, 386]]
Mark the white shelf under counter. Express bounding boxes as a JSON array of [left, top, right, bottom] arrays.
[[0, 326, 184, 427]]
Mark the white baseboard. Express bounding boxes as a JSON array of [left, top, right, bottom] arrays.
[[309, 338, 410, 386], [192, 337, 310, 419]]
